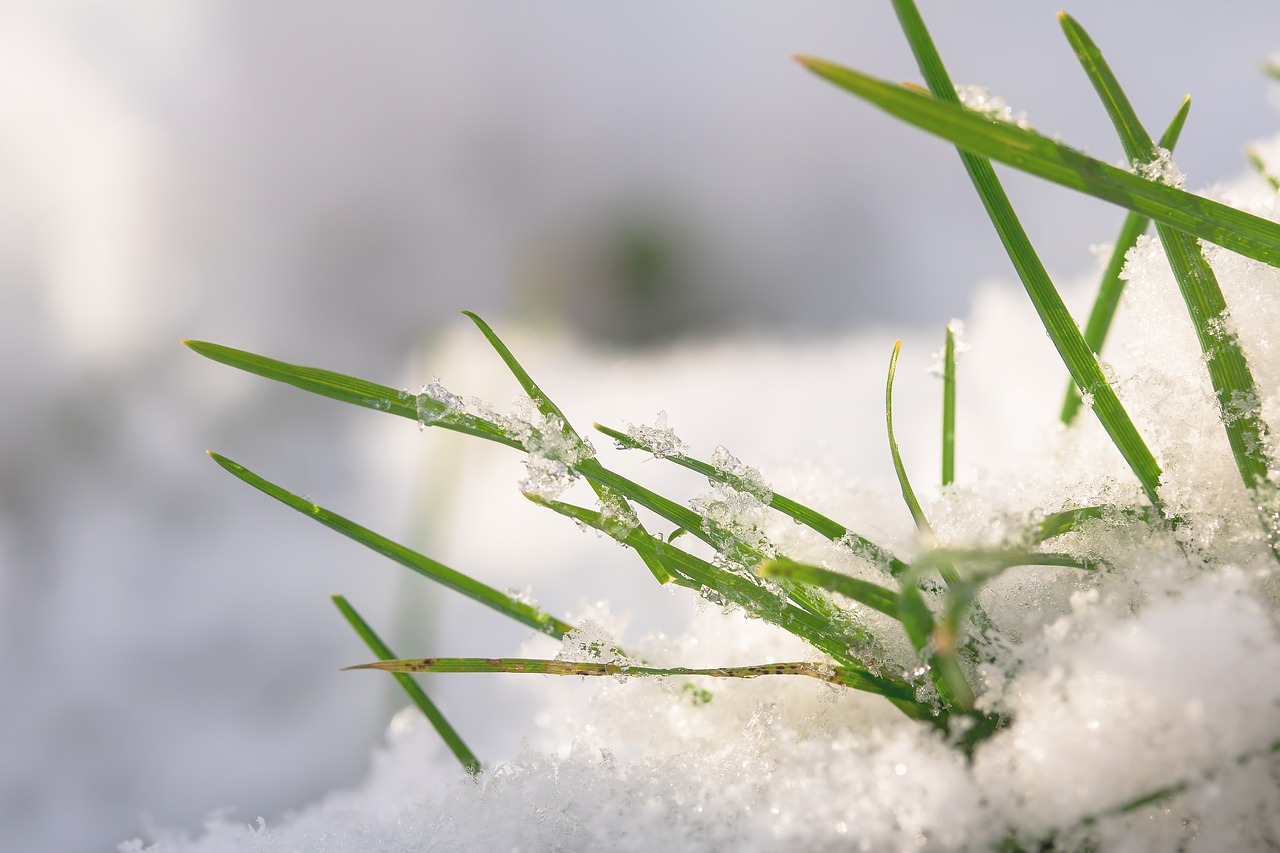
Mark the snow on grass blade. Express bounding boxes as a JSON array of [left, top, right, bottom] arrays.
[[941, 325, 957, 486], [596, 422, 910, 577], [1060, 13, 1277, 553], [461, 311, 672, 585], [182, 340, 520, 450], [206, 452, 575, 639], [523, 492, 936, 716], [757, 559, 900, 619], [1033, 503, 1166, 543], [344, 656, 897, 693], [332, 595, 481, 776], [1059, 98, 1191, 425], [565, 456, 850, 627], [794, 57, 1280, 269], [868, 0, 1167, 510]]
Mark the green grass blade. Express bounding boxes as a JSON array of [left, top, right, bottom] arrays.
[[345, 655, 899, 693], [523, 493, 935, 713], [461, 312, 673, 585], [332, 595, 480, 776], [1033, 503, 1166, 542], [757, 559, 902, 619], [182, 340, 521, 450], [1060, 14, 1276, 548], [916, 547, 1101, 576], [596, 423, 910, 577], [206, 452, 575, 639], [887, 340, 933, 537], [860, 0, 1168, 509], [795, 56, 1280, 268], [941, 324, 957, 486], [1246, 148, 1280, 193], [1060, 98, 1191, 424], [462, 311, 576, 433], [567, 456, 854, 627], [896, 578, 974, 712]]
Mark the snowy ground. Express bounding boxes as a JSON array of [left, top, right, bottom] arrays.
[[4, 2, 1280, 851]]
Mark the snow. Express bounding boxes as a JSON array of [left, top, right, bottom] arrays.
[[123, 145, 1280, 850]]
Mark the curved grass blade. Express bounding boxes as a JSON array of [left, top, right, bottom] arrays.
[[207, 452, 575, 639], [345, 655, 896, 693], [757, 558, 901, 619], [596, 422, 910, 577], [941, 324, 957, 486], [868, 0, 1166, 510], [795, 56, 1280, 269], [1060, 13, 1277, 555], [886, 340, 933, 538], [332, 595, 480, 776], [461, 311, 673, 585], [1060, 98, 1191, 424], [183, 340, 521, 449]]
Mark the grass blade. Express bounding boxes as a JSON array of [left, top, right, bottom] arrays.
[[183, 340, 521, 449], [757, 558, 901, 619], [596, 422, 910, 577], [887, 340, 933, 537], [332, 595, 481, 775], [863, 0, 1167, 510], [1246, 147, 1280, 193], [462, 312, 674, 585], [345, 655, 900, 693], [896, 577, 974, 712], [795, 56, 1280, 268], [523, 492, 937, 716], [1059, 98, 1191, 424], [941, 324, 957, 486], [1033, 503, 1167, 542], [1060, 13, 1276, 550], [206, 452, 575, 639]]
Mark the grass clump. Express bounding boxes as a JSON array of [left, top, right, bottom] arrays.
[[188, 3, 1280, 849]]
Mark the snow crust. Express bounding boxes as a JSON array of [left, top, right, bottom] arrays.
[[129, 148, 1280, 851]]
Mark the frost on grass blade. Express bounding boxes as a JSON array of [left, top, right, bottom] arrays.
[[955, 85, 1031, 129], [463, 311, 673, 584], [598, 420, 910, 576], [623, 411, 689, 459]]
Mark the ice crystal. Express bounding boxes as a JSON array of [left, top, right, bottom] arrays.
[[624, 411, 689, 459], [956, 85, 1032, 129]]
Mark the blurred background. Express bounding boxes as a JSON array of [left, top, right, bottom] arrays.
[[2, 1, 1277, 848]]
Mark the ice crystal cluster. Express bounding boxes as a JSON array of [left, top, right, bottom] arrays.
[[131, 143, 1280, 852]]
